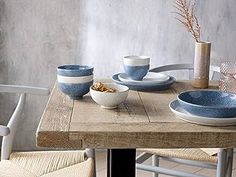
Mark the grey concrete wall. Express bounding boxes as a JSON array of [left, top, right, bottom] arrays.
[[0, 0, 235, 150]]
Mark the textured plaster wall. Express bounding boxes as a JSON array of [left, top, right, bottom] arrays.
[[0, 0, 235, 150]]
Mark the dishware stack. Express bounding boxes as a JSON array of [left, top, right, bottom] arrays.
[[169, 90, 236, 126], [112, 56, 175, 91], [57, 65, 94, 100]]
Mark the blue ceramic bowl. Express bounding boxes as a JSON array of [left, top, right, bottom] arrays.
[[178, 90, 236, 118], [123, 56, 150, 80], [57, 65, 93, 99]]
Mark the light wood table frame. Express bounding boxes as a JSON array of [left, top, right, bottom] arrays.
[[36, 81, 236, 177]]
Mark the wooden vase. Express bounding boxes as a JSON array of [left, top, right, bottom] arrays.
[[192, 41, 211, 88]]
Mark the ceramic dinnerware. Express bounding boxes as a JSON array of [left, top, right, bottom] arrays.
[[57, 65, 93, 99], [178, 90, 236, 118], [90, 83, 129, 109]]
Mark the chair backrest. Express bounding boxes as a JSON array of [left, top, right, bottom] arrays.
[[150, 63, 220, 80], [0, 85, 50, 160], [0, 125, 10, 137]]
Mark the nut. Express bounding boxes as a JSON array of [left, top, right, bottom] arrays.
[[92, 82, 116, 93]]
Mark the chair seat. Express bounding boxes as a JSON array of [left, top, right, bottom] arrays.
[[139, 148, 218, 163], [0, 160, 36, 177], [0, 150, 94, 177]]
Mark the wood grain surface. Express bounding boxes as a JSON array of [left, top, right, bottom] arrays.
[[37, 81, 236, 149]]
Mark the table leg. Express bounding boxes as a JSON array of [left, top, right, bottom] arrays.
[[107, 149, 136, 177], [226, 148, 234, 177], [217, 149, 227, 177], [217, 148, 234, 177]]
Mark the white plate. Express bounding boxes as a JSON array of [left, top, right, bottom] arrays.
[[118, 72, 170, 85], [169, 100, 236, 126], [112, 73, 175, 91]]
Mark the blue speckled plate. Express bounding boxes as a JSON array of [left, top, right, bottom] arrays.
[[169, 100, 236, 126], [112, 73, 175, 91], [178, 90, 236, 118]]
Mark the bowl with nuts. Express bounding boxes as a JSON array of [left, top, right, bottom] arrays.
[[90, 82, 129, 109]]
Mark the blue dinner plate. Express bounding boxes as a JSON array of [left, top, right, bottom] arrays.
[[178, 90, 236, 118], [169, 100, 236, 126], [112, 73, 175, 91]]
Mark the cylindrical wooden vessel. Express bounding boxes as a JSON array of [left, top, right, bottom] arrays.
[[192, 42, 211, 88]]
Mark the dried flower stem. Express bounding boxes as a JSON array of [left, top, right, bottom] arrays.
[[174, 0, 201, 42]]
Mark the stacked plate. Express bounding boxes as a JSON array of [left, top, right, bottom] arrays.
[[169, 90, 236, 126], [112, 72, 175, 91]]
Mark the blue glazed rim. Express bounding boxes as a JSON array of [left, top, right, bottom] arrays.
[[177, 90, 236, 109], [57, 65, 94, 76], [58, 64, 93, 70], [57, 65, 93, 72]]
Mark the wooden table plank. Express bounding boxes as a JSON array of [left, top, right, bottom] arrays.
[[138, 89, 180, 123], [36, 83, 81, 148], [38, 84, 73, 131], [173, 80, 219, 93], [71, 90, 149, 123], [69, 122, 236, 148]]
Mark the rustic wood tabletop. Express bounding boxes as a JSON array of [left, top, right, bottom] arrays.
[[36, 80, 236, 149]]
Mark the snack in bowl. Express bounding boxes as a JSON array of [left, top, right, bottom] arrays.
[[90, 83, 129, 109], [92, 82, 116, 93]]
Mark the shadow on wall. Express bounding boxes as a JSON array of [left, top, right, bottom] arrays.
[[0, 0, 11, 126], [0, 0, 7, 83]]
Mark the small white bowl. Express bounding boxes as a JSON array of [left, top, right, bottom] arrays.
[[90, 83, 129, 109]]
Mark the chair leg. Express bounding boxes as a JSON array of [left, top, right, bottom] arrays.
[[93, 149, 96, 177], [152, 155, 159, 177], [86, 148, 96, 177], [217, 149, 227, 177], [226, 149, 233, 177]]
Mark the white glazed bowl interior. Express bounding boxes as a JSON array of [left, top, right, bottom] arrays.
[[123, 56, 150, 66], [90, 83, 129, 109]]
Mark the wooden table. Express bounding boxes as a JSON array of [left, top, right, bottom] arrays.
[[36, 81, 236, 177]]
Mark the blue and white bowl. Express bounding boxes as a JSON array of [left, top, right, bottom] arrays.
[[123, 56, 150, 81], [57, 65, 93, 99], [178, 90, 236, 118]]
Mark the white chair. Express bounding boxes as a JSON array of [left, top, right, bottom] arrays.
[[0, 84, 96, 177], [149, 63, 220, 80], [136, 64, 233, 177]]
